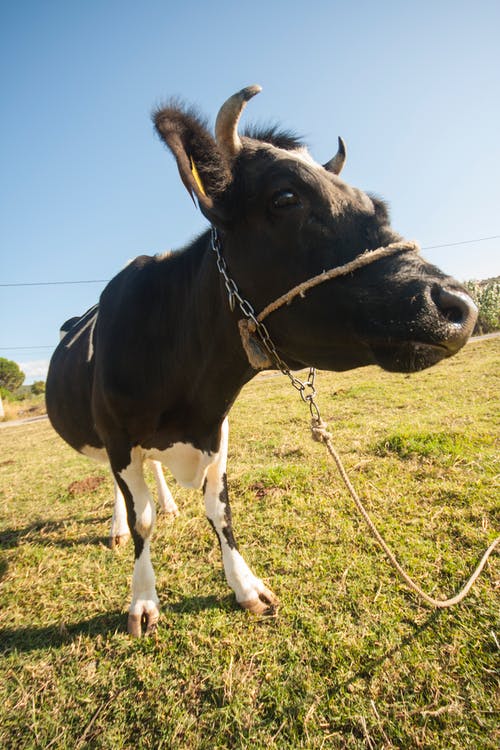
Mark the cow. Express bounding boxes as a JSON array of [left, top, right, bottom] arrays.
[[46, 85, 477, 636]]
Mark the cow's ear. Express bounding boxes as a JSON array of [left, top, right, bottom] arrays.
[[153, 105, 232, 226]]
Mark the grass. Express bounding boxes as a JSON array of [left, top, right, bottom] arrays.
[[0, 338, 499, 749]]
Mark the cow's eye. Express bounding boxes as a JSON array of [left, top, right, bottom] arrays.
[[272, 189, 300, 209]]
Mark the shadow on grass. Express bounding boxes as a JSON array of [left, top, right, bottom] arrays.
[[167, 593, 236, 615], [0, 594, 237, 652], [0, 515, 110, 550], [343, 608, 443, 688], [0, 611, 126, 653]]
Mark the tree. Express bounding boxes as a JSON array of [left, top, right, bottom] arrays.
[[31, 380, 46, 395], [0, 358, 25, 392]]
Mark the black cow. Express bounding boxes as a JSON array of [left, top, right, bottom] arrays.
[[46, 85, 477, 636]]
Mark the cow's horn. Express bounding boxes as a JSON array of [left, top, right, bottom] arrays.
[[215, 85, 262, 157], [323, 137, 347, 175]]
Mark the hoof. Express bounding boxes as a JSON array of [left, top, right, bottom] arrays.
[[109, 532, 131, 549], [158, 503, 179, 518], [240, 586, 278, 616], [127, 607, 159, 637]]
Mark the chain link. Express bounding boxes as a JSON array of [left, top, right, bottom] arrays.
[[211, 227, 323, 423]]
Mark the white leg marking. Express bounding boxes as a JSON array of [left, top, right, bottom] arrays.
[[150, 460, 178, 515], [118, 449, 159, 636], [109, 480, 131, 548], [204, 418, 277, 614], [128, 539, 159, 636]]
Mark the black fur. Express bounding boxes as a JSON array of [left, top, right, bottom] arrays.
[[243, 124, 305, 151], [153, 103, 231, 199]]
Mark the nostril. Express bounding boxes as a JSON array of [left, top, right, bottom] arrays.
[[431, 286, 477, 327]]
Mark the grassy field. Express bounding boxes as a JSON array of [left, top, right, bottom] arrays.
[[0, 338, 498, 749]]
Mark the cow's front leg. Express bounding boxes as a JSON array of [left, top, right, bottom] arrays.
[[112, 447, 159, 636], [204, 419, 278, 615]]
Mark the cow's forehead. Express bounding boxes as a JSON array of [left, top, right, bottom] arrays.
[[239, 139, 375, 214], [279, 145, 321, 169], [241, 137, 321, 167]]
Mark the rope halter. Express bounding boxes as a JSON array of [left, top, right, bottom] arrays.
[[210, 226, 419, 371]]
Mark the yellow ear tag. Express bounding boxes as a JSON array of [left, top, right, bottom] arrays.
[[190, 157, 207, 197]]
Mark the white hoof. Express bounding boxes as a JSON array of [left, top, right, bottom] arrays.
[[239, 583, 278, 616], [109, 532, 131, 549], [127, 601, 160, 637]]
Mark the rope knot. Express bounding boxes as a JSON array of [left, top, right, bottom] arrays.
[[311, 418, 332, 443]]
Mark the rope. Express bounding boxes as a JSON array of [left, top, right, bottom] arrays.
[[311, 419, 499, 608], [256, 240, 419, 323]]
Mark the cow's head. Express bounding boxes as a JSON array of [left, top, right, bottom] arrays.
[[154, 86, 477, 373]]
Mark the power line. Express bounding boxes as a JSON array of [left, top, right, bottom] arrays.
[[0, 346, 54, 351], [421, 235, 500, 250], [0, 279, 108, 288], [1, 234, 499, 288]]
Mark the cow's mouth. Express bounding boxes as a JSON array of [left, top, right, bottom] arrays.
[[370, 340, 450, 373]]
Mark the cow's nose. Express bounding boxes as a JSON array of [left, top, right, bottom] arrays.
[[432, 286, 478, 349], [436, 287, 477, 325]]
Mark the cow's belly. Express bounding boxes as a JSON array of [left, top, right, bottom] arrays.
[[144, 442, 215, 489], [81, 441, 215, 490], [81, 445, 109, 464]]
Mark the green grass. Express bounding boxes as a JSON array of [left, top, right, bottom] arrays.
[[0, 338, 499, 749]]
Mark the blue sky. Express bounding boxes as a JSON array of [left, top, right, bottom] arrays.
[[1, 1, 499, 383]]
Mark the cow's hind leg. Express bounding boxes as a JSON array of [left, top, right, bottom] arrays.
[[150, 460, 179, 516], [204, 419, 278, 615], [110, 461, 177, 547], [111, 446, 159, 636], [109, 479, 131, 548]]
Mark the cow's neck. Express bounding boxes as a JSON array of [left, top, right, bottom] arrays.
[[162, 230, 257, 425]]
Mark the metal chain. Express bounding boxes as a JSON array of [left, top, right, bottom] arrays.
[[211, 227, 323, 421]]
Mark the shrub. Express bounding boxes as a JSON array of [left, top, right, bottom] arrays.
[[465, 278, 500, 334], [31, 380, 46, 395], [0, 386, 15, 402]]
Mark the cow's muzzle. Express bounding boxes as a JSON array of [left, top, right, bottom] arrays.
[[431, 286, 478, 353], [370, 285, 478, 373]]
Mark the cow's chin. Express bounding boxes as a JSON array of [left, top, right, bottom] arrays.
[[370, 341, 449, 373]]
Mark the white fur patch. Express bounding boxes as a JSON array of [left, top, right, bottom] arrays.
[[203, 419, 269, 604], [150, 460, 178, 513], [87, 313, 97, 362], [111, 480, 130, 539], [289, 146, 322, 168], [261, 142, 322, 170], [64, 305, 99, 350], [81, 440, 215, 489], [145, 442, 215, 489], [81, 445, 108, 464], [119, 449, 156, 537]]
